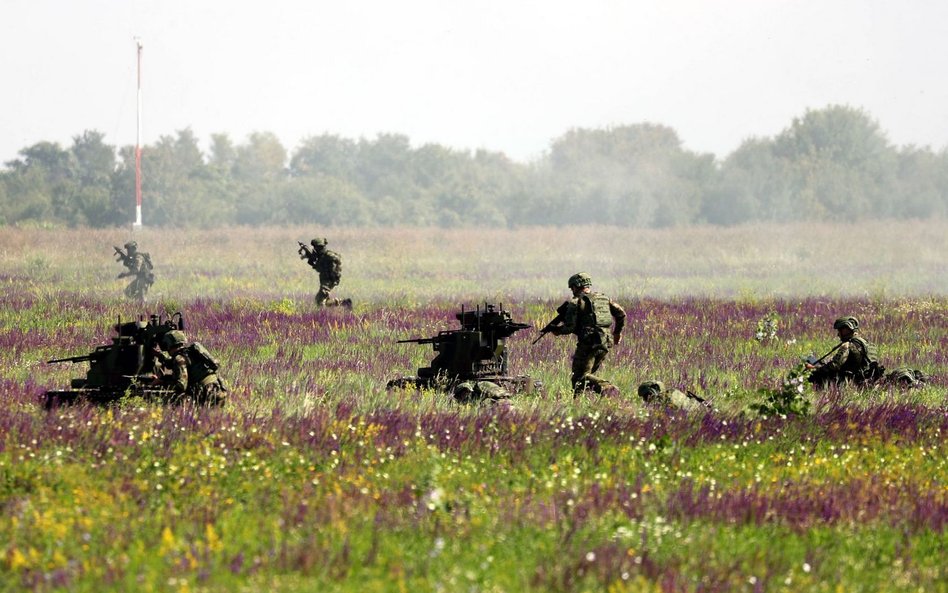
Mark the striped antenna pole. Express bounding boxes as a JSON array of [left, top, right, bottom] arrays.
[[133, 37, 144, 229]]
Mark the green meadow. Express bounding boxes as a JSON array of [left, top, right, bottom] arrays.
[[1, 221, 945, 592]]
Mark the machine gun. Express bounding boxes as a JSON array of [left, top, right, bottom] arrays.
[[388, 303, 537, 397], [44, 312, 186, 408]]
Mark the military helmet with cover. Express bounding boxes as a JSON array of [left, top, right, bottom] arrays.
[[124, 241, 138, 251], [311, 238, 328, 249], [568, 272, 593, 289], [637, 380, 664, 402], [161, 330, 188, 350], [833, 316, 859, 331]]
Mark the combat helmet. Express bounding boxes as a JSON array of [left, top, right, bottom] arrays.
[[568, 272, 593, 289], [637, 380, 664, 403], [833, 316, 859, 331], [311, 238, 328, 250], [124, 241, 138, 251], [161, 330, 187, 351]]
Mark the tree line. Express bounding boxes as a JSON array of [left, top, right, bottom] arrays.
[[1, 105, 945, 228]]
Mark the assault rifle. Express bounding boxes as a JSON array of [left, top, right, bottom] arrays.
[[113, 245, 133, 267], [533, 302, 570, 344], [804, 342, 843, 366], [298, 241, 319, 266]]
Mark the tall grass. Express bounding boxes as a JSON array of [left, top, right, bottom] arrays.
[[0, 222, 945, 592]]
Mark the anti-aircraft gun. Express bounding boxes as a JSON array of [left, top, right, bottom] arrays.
[[44, 312, 186, 408], [387, 303, 539, 400]]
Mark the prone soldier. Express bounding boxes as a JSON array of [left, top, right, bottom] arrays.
[[637, 380, 709, 411]]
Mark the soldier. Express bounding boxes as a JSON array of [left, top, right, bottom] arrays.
[[453, 380, 511, 404], [151, 330, 189, 398], [115, 241, 154, 301], [541, 272, 626, 397], [806, 316, 882, 387], [637, 380, 706, 411], [152, 330, 226, 405], [299, 237, 350, 308]]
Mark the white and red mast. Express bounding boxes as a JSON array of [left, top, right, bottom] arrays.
[[133, 37, 144, 229]]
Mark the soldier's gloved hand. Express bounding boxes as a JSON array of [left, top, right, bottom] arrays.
[[613, 332, 622, 345]]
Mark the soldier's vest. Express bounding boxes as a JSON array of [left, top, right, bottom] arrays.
[[316, 251, 342, 282], [185, 342, 219, 385], [842, 336, 881, 380], [564, 292, 612, 344]]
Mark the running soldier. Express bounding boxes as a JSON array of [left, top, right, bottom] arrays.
[[539, 272, 626, 397], [114, 241, 154, 301], [298, 237, 350, 308]]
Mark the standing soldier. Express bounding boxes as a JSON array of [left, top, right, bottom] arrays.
[[114, 241, 154, 301], [298, 237, 350, 308], [806, 316, 882, 387], [539, 272, 626, 397]]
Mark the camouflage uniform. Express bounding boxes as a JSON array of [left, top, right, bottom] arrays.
[[550, 273, 626, 396], [637, 380, 704, 411], [155, 331, 226, 406], [154, 348, 189, 397], [303, 238, 347, 307], [808, 316, 881, 387], [117, 241, 154, 301], [453, 380, 510, 404]]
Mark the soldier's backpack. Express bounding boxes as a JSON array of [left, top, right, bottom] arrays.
[[186, 342, 219, 383], [582, 293, 614, 330]]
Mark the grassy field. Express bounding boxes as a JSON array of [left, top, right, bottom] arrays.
[[1, 222, 946, 592]]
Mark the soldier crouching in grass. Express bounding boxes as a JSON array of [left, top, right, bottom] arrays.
[[151, 330, 226, 406], [538, 272, 625, 397], [805, 316, 882, 388]]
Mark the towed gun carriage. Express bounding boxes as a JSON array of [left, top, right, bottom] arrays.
[[44, 312, 186, 408], [387, 303, 540, 400]]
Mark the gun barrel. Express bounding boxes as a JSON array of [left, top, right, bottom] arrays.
[[47, 355, 94, 364], [397, 337, 437, 345]]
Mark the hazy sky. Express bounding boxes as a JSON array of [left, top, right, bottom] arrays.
[[3, 0, 948, 165]]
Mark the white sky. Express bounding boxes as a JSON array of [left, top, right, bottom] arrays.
[[3, 0, 948, 165]]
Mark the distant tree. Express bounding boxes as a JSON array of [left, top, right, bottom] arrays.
[[142, 129, 210, 226], [208, 133, 236, 175], [773, 105, 897, 219], [542, 124, 711, 227], [355, 134, 415, 202], [704, 138, 796, 224], [892, 146, 948, 218], [233, 131, 287, 183], [277, 176, 372, 225], [68, 131, 118, 226], [290, 134, 358, 179], [2, 141, 74, 224]]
